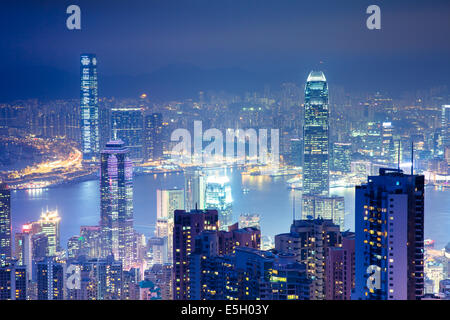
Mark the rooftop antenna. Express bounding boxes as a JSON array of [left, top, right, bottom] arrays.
[[411, 140, 414, 175], [397, 140, 401, 171]]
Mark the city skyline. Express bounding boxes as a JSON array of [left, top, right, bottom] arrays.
[[0, 0, 449, 302]]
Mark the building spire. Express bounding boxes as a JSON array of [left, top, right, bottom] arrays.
[[292, 192, 296, 223]]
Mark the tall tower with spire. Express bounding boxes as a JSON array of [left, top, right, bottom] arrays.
[[302, 71, 329, 196]]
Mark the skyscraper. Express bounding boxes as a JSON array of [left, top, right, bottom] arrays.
[[302, 71, 329, 196], [205, 175, 233, 230], [36, 258, 64, 300], [156, 188, 184, 263], [301, 195, 345, 230], [184, 167, 206, 211], [14, 226, 33, 277], [100, 140, 134, 270], [0, 261, 27, 300], [145, 113, 163, 161], [353, 168, 425, 300], [275, 218, 342, 300], [111, 107, 144, 162], [0, 184, 11, 267], [65, 256, 123, 300], [37, 209, 61, 256], [173, 208, 218, 300], [80, 54, 100, 162], [325, 231, 355, 300], [442, 105, 450, 150], [332, 142, 352, 173]]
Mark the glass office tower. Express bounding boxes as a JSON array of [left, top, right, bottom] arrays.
[[80, 54, 100, 162], [302, 71, 329, 196], [0, 183, 11, 267], [100, 140, 134, 270]]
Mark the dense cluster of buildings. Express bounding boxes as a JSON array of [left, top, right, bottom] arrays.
[[0, 55, 449, 300]]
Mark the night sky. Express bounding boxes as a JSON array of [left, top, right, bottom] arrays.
[[1, 0, 449, 101]]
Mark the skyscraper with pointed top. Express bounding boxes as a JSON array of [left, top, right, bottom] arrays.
[[302, 71, 329, 196]]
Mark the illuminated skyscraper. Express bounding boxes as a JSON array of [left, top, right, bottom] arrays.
[[353, 168, 425, 300], [111, 107, 144, 162], [0, 184, 11, 267], [80, 54, 100, 161], [301, 195, 345, 230], [36, 258, 64, 300], [156, 188, 184, 263], [65, 256, 123, 300], [325, 232, 355, 300], [302, 71, 329, 196], [205, 175, 233, 230], [145, 113, 163, 161], [184, 168, 206, 211], [37, 209, 61, 257], [173, 208, 218, 300], [332, 142, 352, 173], [275, 218, 342, 300], [100, 140, 134, 270], [14, 226, 32, 277]]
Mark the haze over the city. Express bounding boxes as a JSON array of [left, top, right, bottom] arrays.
[[1, 0, 450, 101]]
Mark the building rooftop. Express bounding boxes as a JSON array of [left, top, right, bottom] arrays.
[[307, 71, 326, 82]]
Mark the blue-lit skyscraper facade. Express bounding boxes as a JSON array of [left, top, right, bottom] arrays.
[[80, 54, 100, 161], [0, 183, 11, 267], [302, 71, 329, 196], [100, 140, 134, 270]]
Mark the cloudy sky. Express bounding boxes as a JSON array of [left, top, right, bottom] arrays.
[[1, 0, 449, 100]]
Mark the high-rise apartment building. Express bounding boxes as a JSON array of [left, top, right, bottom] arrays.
[[173, 208, 219, 300], [275, 218, 342, 300], [353, 168, 425, 300], [65, 256, 123, 300], [0, 261, 27, 300], [36, 258, 65, 300], [325, 232, 355, 300]]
